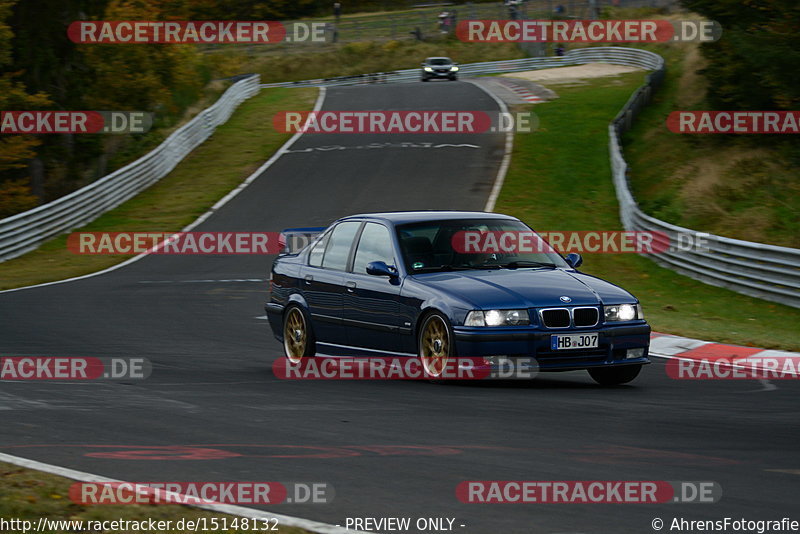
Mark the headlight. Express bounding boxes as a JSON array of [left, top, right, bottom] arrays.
[[603, 303, 643, 322], [450, 66, 459, 71], [465, 309, 529, 327], [424, 67, 433, 72]]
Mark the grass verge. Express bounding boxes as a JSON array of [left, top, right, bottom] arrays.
[[622, 42, 800, 248], [0, 87, 317, 291], [229, 39, 525, 84], [495, 71, 800, 351], [0, 461, 311, 533]]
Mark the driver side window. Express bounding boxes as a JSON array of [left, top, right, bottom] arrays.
[[352, 223, 394, 274]]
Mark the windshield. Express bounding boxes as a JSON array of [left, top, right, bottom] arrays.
[[396, 218, 568, 273], [428, 58, 452, 65]]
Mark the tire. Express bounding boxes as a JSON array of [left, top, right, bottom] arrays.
[[282, 304, 316, 363], [588, 364, 642, 386], [421, 77, 429, 82], [417, 311, 454, 381], [450, 75, 457, 81]]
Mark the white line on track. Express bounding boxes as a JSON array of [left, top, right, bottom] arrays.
[[0, 87, 328, 296], [0, 87, 361, 534], [0, 452, 364, 534], [468, 80, 514, 213]]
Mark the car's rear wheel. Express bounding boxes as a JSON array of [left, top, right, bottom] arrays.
[[418, 312, 453, 380], [283, 305, 315, 363], [588, 364, 642, 385]]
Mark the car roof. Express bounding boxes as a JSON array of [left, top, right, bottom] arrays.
[[425, 57, 452, 62], [337, 211, 520, 226]]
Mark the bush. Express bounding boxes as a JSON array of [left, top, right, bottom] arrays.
[[0, 178, 38, 219]]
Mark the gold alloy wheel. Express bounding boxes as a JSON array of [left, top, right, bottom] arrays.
[[283, 307, 307, 363], [420, 314, 450, 377]]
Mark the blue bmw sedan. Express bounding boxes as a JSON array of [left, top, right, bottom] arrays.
[[266, 211, 650, 385]]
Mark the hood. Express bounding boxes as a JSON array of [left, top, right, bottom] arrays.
[[412, 268, 635, 309]]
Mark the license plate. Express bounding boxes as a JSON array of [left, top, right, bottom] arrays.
[[551, 333, 599, 350]]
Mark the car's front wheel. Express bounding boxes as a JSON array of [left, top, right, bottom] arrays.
[[418, 312, 453, 380], [283, 305, 315, 363], [588, 364, 642, 385]]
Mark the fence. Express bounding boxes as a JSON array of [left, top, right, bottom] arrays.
[[607, 55, 800, 308], [259, 46, 664, 88], [261, 46, 800, 308], [0, 75, 261, 263], [204, 0, 677, 56], [4, 46, 797, 309]]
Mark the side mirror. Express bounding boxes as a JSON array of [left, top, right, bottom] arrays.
[[366, 261, 398, 278], [565, 253, 583, 269]]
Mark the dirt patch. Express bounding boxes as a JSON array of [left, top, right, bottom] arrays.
[[505, 63, 644, 86], [676, 44, 708, 108]]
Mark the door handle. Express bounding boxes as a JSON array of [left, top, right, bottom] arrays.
[[345, 281, 356, 292], [304, 275, 313, 285]]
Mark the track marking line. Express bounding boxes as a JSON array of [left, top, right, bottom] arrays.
[[0, 87, 327, 295], [468, 80, 513, 213], [0, 86, 350, 534], [0, 452, 363, 534]]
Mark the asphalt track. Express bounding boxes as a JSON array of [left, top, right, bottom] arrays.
[[2, 81, 799, 533]]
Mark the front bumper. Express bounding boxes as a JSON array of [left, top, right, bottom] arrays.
[[453, 323, 651, 371], [423, 70, 456, 78]]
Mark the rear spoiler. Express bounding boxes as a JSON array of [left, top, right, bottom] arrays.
[[279, 227, 326, 254]]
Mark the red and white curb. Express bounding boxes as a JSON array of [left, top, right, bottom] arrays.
[[649, 332, 800, 375], [496, 78, 543, 103]]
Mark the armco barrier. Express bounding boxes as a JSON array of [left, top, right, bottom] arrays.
[[606, 53, 800, 308], [262, 46, 800, 308], [0, 74, 261, 262], [3, 48, 798, 309], [259, 47, 664, 89]]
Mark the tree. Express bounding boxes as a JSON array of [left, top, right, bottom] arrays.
[[681, 0, 800, 110], [0, 0, 52, 216]]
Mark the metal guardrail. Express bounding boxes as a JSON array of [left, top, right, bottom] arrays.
[[606, 53, 800, 308], [0, 75, 261, 262], [4, 46, 797, 309], [259, 46, 664, 88], [261, 46, 800, 308]]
